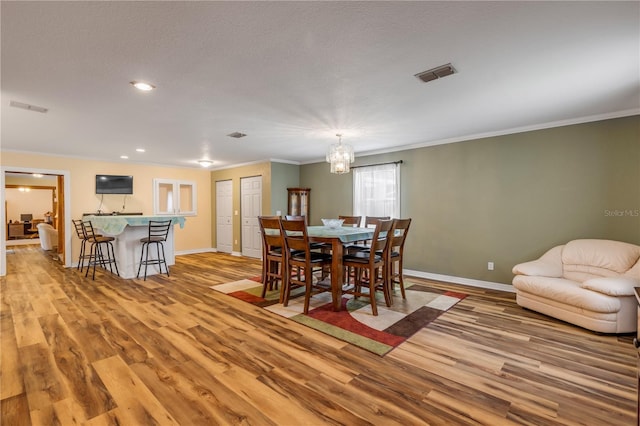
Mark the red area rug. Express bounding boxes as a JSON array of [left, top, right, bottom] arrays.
[[212, 278, 466, 356]]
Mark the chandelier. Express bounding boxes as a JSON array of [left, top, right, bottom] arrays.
[[326, 133, 355, 174]]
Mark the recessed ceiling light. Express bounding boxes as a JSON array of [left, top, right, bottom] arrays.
[[32, 173, 43, 178], [198, 160, 213, 167], [130, 81, 156, 91], [120, 155, 129, 159], [136, 148, 146, 153]]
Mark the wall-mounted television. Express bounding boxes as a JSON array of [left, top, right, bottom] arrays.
[[96, 174, 133, 194]]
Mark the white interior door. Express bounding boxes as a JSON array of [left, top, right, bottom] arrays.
[[216, 180, 233, 253], [241, 176, 262, 258]]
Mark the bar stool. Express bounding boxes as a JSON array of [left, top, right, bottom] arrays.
[[137, 220, 173, 280], [72, 219, 92, 271], [82, 220, 119, 280]]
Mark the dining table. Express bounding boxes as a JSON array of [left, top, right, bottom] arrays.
[[306, 226, 375, 311]]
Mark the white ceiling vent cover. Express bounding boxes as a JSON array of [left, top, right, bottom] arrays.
[[415, 63, 456, 83]]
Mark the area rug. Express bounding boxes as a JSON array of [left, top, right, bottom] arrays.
[[210, 278, 466, 356]]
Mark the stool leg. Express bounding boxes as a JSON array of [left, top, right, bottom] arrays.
[[159, 242, 169, 277], [137, 242, 146, 279], [108, 242, 119, 276], [143, 242, 151, 280]]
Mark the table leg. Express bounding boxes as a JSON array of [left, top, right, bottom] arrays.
[[331, 239, 344, 311]]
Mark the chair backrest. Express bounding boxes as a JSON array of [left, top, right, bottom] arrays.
[[258, 216, 284, 254], [81, 220, 99, 241], [285, 215, 308, 225], [281, 218, 310, 254], [148, 220, 172, 240], [364, 216, 391, 228], [72, 219, 85, 239], [364, 219, 394, 262], [390, 218, 412, 253], [338, 215, 361, 227]]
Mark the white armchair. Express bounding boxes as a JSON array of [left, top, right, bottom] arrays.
[[36, 223, 58, 251], [513, 239, 640, 333]]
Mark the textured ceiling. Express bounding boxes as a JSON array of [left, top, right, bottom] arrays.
[[2, 1, 639, 170]]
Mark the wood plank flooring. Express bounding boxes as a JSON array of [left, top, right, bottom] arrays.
[[1, 245, 636, 425]]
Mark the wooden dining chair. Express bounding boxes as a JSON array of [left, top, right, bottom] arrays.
[[285, 215, 308, 224], [258, 216, 287, 301], [388, 218, 412, 299], [338, 215, 361, 227], [364, 216, 391, 227], [342, 219, 394, 316], [281, 218, 332, 314], [350, 215, 391, 251]]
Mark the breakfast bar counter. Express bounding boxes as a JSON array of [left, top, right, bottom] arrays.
[[84, 215, 186, 279]]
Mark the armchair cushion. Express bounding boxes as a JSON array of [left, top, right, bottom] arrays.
[[512, 245, 563, 277], [580, 276, 640, 297]]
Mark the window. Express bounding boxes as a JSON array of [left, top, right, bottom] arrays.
[[353, 163, 400, 219], [153, 179, 197, 216]]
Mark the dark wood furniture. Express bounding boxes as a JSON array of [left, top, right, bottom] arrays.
[[258, 216, 286, 300], [287, 188, 310, 222], [281, 218, 332, 314], [388, 218, 412, 299], [342, 219, 394, 315]]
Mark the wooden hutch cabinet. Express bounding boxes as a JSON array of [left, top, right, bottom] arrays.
[[287, 188, 310, 220]]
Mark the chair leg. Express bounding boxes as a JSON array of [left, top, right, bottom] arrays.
[[368, 267, 378, 316], [397, 258, 406, 299], [303, 266, 313, 314]]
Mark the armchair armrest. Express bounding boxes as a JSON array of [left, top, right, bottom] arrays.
[[581, 276, 640, 297], [512, 245, 564, 277]]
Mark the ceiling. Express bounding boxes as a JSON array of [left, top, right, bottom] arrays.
[[2, 1, 639, 170]]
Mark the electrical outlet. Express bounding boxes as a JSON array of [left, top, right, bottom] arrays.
[[234, 239, 238, 245], [488, 261, 494, 271]]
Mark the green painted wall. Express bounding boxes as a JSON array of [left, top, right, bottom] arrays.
[[270, 162, 300, 216], [300, 115, 640, 284]]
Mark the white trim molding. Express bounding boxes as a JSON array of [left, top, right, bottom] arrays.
[[175, 248, 217, 256], [404, 269, 516, 293]]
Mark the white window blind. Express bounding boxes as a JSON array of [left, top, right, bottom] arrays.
[[353, 163, 400, 219]]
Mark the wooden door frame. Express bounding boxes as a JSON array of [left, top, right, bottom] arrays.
[[1, 167, 72, 276]]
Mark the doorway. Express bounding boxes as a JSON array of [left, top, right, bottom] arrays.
[[240, 176, 262, 259], [216, 180, 233, 254], [1, 167, 71, 276]]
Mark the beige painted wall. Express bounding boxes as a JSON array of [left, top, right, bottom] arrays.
[[1, 152, 213, 262], [301, 115, 640, 284], [209, 161, 272, 253], [5, 188, 53, 223]]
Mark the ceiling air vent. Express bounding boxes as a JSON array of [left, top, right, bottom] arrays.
[[415, 63, 456, 83], [10, 100, 48, 113], [227, 132, 247, 139]]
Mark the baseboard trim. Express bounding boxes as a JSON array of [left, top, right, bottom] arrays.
[[175, 248, 217, 256], [231, 251, 243, 257], [404, 269, 515, 293]]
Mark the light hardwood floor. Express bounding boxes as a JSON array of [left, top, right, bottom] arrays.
[[1, 245, 636, 425]]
